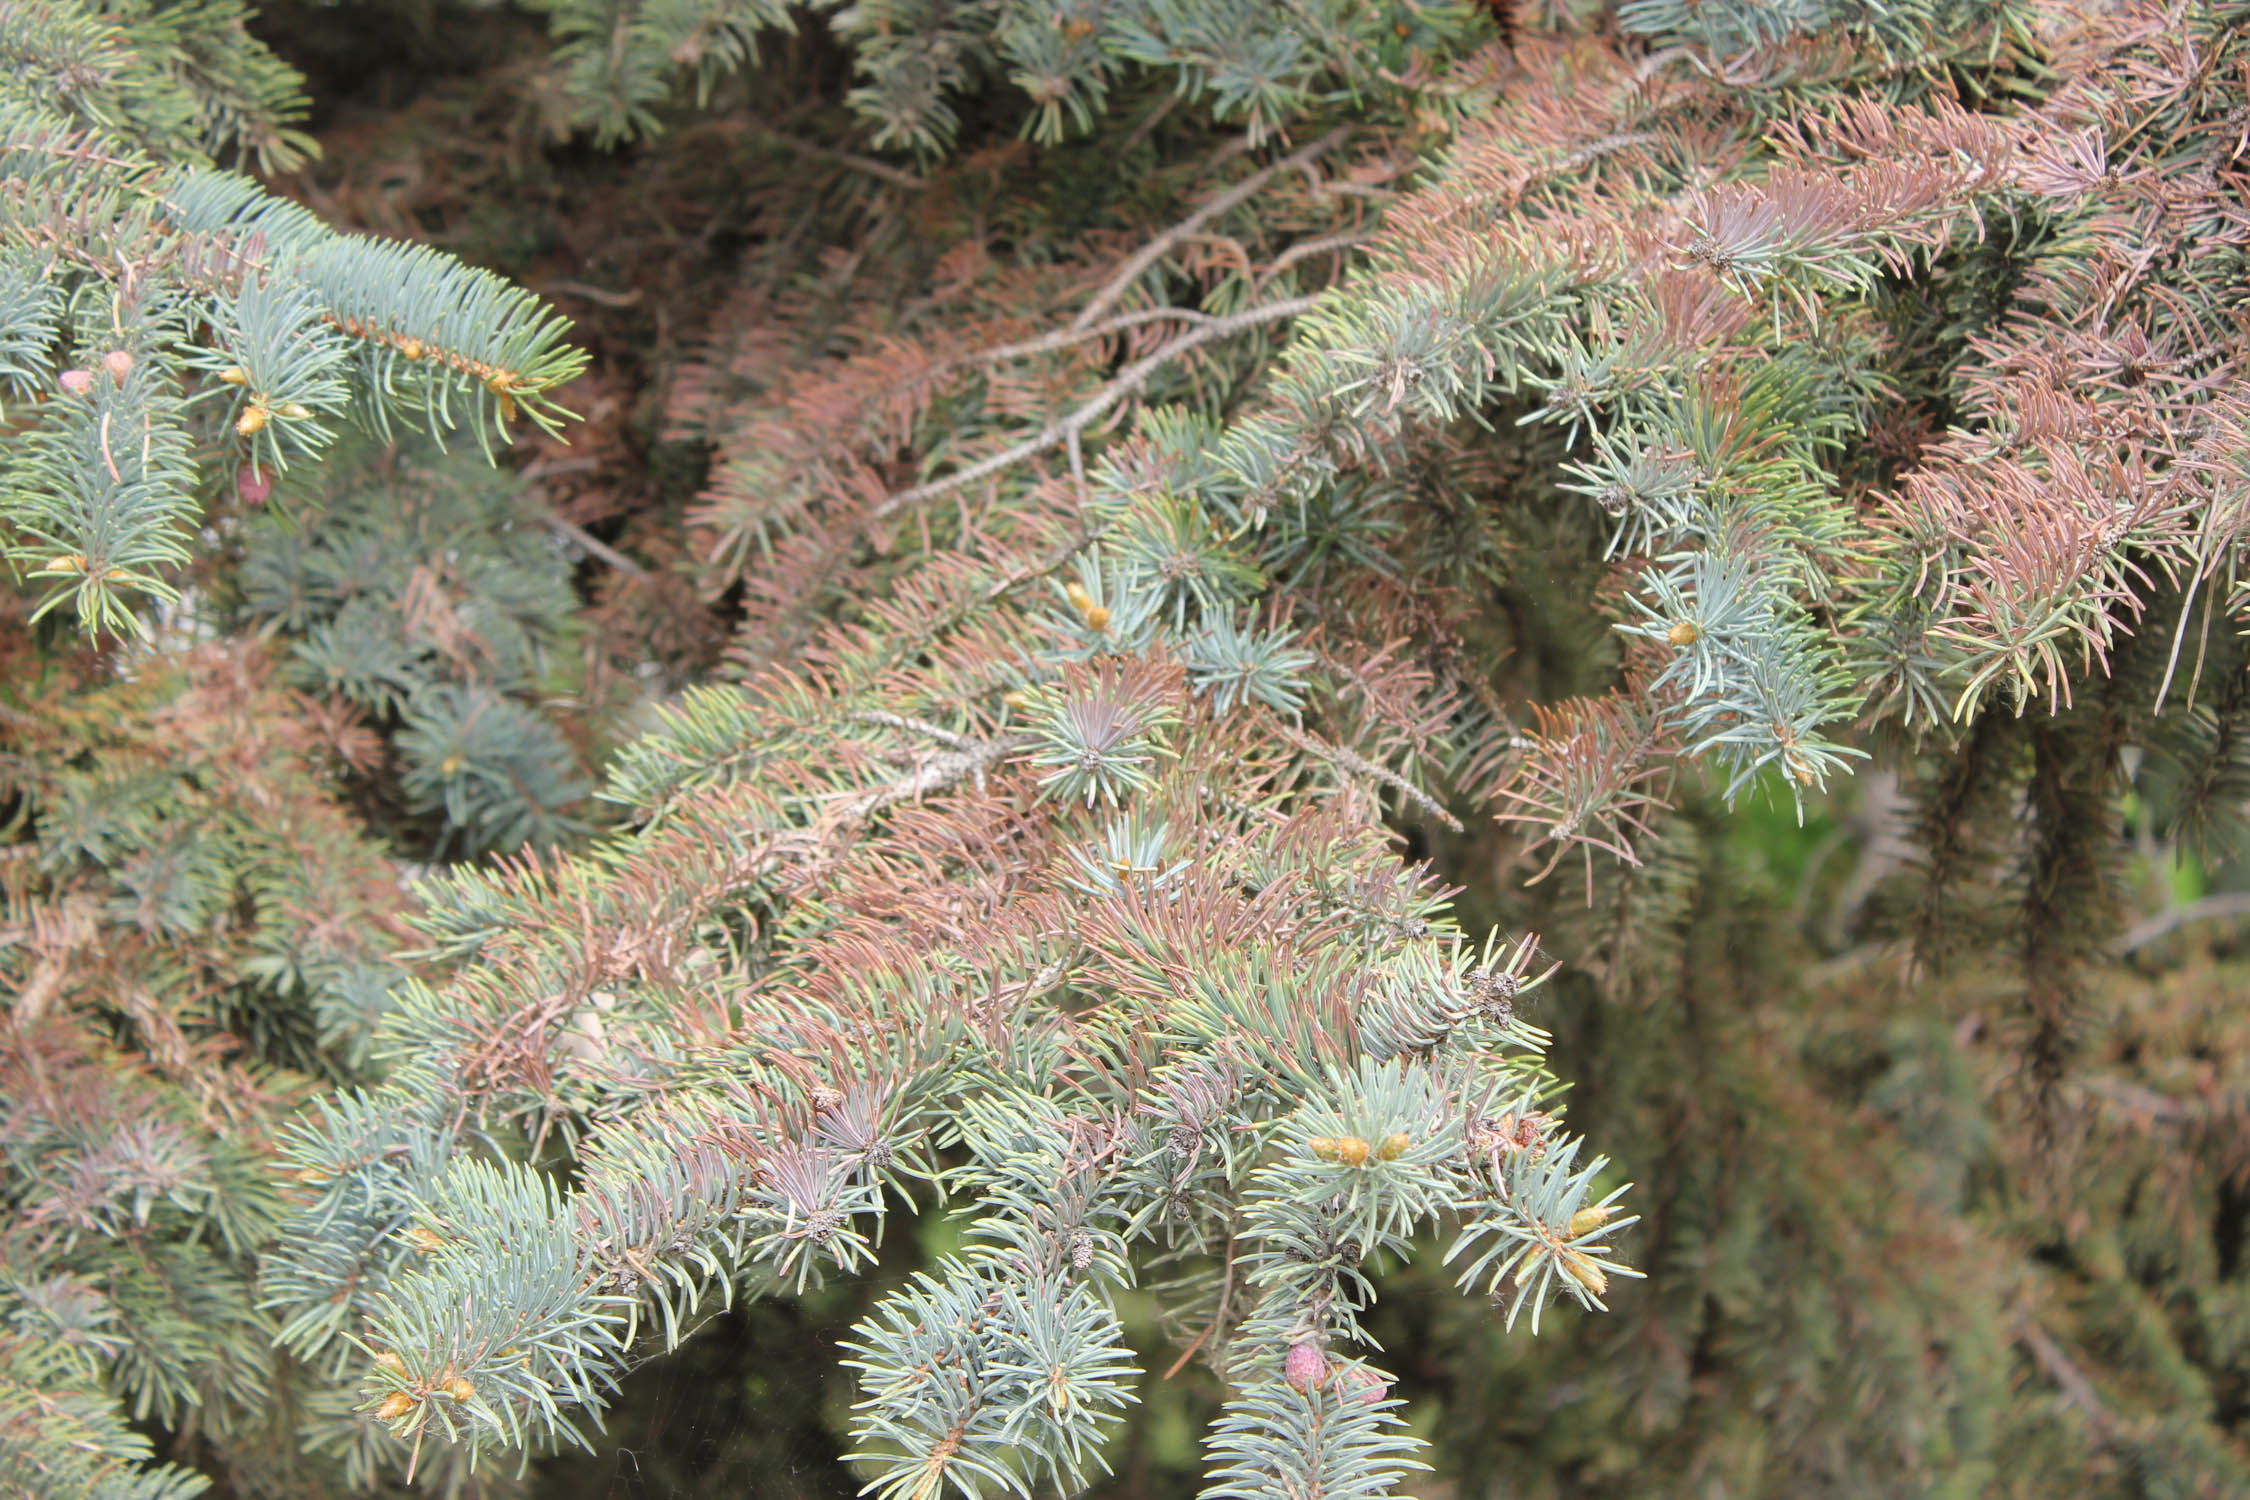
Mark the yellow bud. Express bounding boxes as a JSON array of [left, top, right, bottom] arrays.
[[101, 350, 134, 380], [1376, 1132, 1411, 1162], [1001, 690, 1031, 710], [1558, 1248, 1608, 1297], [280, 402, 312, 420], [1334, 1136, 1371, 1167], [1667, 620, 1700, 647], [1308, 1137, 1342, 1161], [294, 1164, 331, 1185], [236, 405, 269, 436], [406, 1227, 445, 1254], [397, 338, 424, 361], [447, 1377, 476, 1403], [1063, 582, 1112, 631], [1568, 1205, 1616, 1237], [373, 1351, 406, 1376], [439, 753, 465, 777], [219, 366, 250, 386], [374, 1391, 415, 1422]]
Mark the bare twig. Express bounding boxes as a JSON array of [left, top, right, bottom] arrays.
[[962, 305, 1219, 369], [1253, 231, 1372, 292], [2015, 1320, 2118, 1443], [1277, 723, 1465, 833], [754, 127, 926, 191], [854, 710, 975, 752], [541, 280, 644, 308], [1069, 127, 1350, 334], [519, 456, 602, 481], [2075, 1075, 2193, 1123], [867, 295, 1320, 527], [1163, 1216, 1240, 1380], [832, 733, 1035, 823], [1118, 93, 1182, 156], [540, 514, 645, 577], [2116, 892, 2250, 953]]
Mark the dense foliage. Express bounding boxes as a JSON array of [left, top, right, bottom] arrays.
[[5, 0, 2250, 1496]]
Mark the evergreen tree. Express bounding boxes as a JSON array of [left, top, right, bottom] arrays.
[[6, 0, 2250, 1495]]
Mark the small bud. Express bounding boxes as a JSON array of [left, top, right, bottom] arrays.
[[101, 350, 134, 381], [59, 368, 93, 396], [237, 405, 269, 436], [294, 1164, 331, 1185], [236, 464, 273, 506], [1558, 1247, 1608, 1297], [1283, 1341, 1326, 1392], [35, 553, 88, 575], [1065, 581, 1110, 631], [1333, 1135, 1371, 1167], [439, 753, 465, 776], [447, 1377, 476, 1403], [374, 1391, 415, 1422], [1376, 1132, 1411, 1162], [406, 1226, 445, 1254], [498, 392, 518, 423], [372, 1352, 406, 1376], [1568, 1204, 1616, 1237], [280, 401, 312, 420], [397, 338, 423, 360], [1002, 689, 1031, 710], [1307, 1136, 1342, 1161], [810, 1084, 845, 1112], [1667, 620, 1700, 647], [219, 366, 250, 385]]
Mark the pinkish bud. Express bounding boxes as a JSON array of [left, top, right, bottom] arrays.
[[236, 464, 273, 506], [59, 368, 93, 396], [1283, 1341, 1326, 1392], [1330, 1362, 1389, 1406], [102, 350, 134, 381]]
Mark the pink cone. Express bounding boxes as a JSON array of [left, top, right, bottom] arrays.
[[1331, 1362, 1389, 1406], [1283, 1341, 1326, 1392]]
